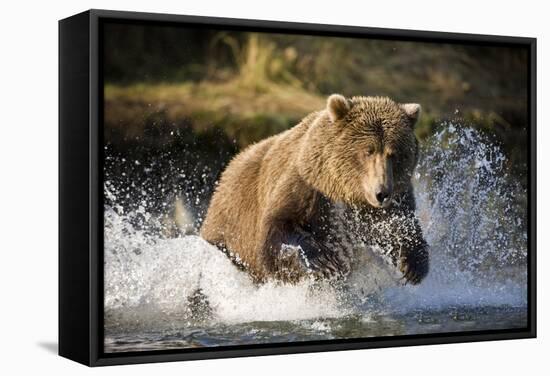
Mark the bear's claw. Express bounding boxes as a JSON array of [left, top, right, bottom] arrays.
[[399, 244, 429, 285]]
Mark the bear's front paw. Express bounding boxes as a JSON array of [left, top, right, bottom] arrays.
[[275, 244, 310, 282], [279, 241, 348, 281], [303, 246, 349, 280], [276, 231, 350, 281], [399, 244, 429, 285]]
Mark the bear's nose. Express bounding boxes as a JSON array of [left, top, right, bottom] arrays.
[[375, 190, 390, 204]]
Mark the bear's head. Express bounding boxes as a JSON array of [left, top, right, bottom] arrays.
[[298, 94, 421, 208]]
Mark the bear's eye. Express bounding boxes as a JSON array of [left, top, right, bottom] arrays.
[[365, 147, 375, 156]]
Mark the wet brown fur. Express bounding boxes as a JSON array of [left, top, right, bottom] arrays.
[[200, 95, 427, 283]]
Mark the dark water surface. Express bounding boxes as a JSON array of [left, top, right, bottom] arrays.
[[104, 306, 526, 352]]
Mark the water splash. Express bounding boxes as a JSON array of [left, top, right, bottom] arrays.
[[104, 124, 527, 332], [390, 124, 528, 311]]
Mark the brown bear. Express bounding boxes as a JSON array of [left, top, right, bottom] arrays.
[[200, 95, 429, 284]]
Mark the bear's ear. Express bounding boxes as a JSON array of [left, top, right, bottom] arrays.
[[327, 94, 350, 122], [400, 103, 421, 127]]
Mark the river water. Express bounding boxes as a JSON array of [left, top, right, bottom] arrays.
[[103, 125, 528, 353]]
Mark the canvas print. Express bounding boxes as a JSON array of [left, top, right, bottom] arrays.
[[102, 21, 529, 353]]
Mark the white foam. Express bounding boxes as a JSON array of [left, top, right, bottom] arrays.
[[105, 212, 345, 327]]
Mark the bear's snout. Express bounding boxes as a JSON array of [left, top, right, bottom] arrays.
[[363, 153, 394, 208]]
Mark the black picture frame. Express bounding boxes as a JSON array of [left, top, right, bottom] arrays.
[[59, 9, 537, 367]]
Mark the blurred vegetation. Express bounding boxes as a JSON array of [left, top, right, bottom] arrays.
[[104, 23, 529, 180]]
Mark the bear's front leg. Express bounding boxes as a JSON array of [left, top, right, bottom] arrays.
[[263, 223, 349, 282], [383, 213, 429, 285], [399, 242, 429, 285], [287, 228, 350, 280], [392, 204, 430, 285], [360, 189, 430, 285]]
